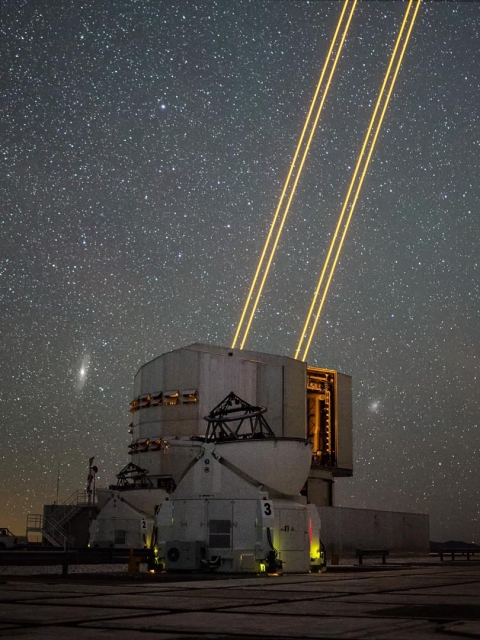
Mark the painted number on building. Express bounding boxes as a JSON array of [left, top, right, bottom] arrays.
[[261, 500, 274, 520]]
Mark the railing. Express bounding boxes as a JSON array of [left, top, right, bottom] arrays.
[[26, 489, 96, 548], [55, 504, 82, 528], [0, 548, 154, 575], [48, 489, 95, 529], [62, 489, 92, 506], [26, 514, 74, 549]]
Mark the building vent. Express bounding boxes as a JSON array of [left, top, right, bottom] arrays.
[[165, 541, 204, 571], [209, 520, 231, 549], [114, 529, 126, 545]]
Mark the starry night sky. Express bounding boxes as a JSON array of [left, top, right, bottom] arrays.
[[2, 0, 479, 541]]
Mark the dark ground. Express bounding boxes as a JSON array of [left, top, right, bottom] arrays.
[[1, 560, 480, 638]]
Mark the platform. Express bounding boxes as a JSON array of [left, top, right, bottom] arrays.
[[0, 561, 480, 638]]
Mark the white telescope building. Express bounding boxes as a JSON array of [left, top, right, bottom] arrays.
[[90, 343, 353, 572]]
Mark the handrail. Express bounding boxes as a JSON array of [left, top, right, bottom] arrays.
[[62, 489, 91, 506], [26, 514, 74, 549]]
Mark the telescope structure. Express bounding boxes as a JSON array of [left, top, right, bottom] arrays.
[[90, 343, 353, 573]]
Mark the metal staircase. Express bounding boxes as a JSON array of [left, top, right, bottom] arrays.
[[53, 490, 91, 527], [26, 514, 73, 548], [26, 490, 94, 548]]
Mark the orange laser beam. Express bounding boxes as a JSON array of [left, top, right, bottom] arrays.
[[296, 0, 421, 361], [232, 0, 355, 349], [295, 0, 415, 359], [238, 0, 357, 350], [303, 1, 422, 361]]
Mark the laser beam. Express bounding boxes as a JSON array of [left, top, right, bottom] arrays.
[[232, 0, 357, 350], [295, 0, 422, 362]]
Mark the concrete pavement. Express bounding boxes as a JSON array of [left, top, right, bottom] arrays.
[[0, 561, 479, 638]]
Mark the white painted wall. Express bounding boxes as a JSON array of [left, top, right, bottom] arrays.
[[130, 343, 308, 476]]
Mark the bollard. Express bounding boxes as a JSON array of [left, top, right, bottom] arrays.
[[128, 547, 140, 573]]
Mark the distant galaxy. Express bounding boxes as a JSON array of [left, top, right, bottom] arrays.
[[369, 401, 380, 413], [76, 354, 91, 391]]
